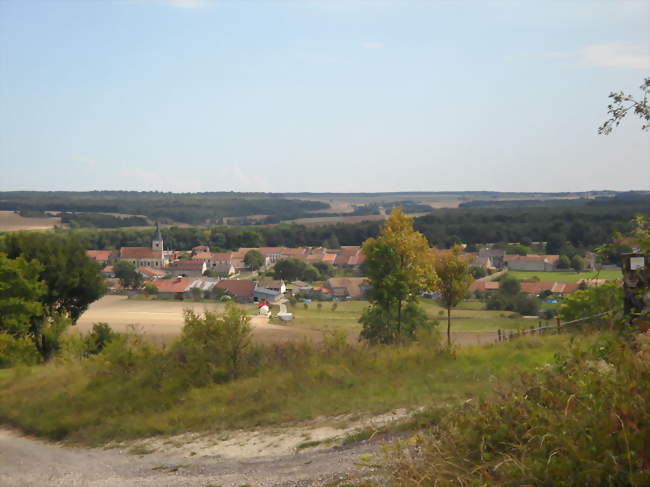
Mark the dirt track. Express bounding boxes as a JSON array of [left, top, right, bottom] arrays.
[[0, 417, 391, 487]]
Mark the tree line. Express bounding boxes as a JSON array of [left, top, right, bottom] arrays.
[[57, 196, 649, 255]]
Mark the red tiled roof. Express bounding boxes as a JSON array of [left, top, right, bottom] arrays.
[[211, 252, 233, 262], [120, 247, 162, 260], [193, 245, 210, 251], [137, 266, 167, 277], [164, 260, 205, 271], [216, 279, 256, 298], [87, 250, 113, 262], [192, 251, 213, 260], [469, 281, 500, 292], [148, 278, 192, 293]]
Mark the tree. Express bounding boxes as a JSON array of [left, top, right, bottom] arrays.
[[323, 234, 340, 249], [500, 277, 521, 296], [313, 261, 334, 279], [0, 253, 46, 337], [273, 258, 301, 281], [143, 283, 158, 296], [433, 245, 474, 346], [113, 260, 142, 289], [360, 208, 439, 344], [4, 233, 105, 323], [559, 282, 622, 327], [545, 234, 565, 255], [598, 77, 649, 134], [510, 244, 530, 256], [244, 250, 265, 270], [557, 255, 571, 269], [571, 255, 585, 273]]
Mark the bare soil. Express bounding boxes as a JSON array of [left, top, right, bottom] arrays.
[[76, 296, 323, 345], [0, 210, 61, 232]]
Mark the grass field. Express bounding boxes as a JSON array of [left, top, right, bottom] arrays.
[[0, 335, 567, 444], [77, 296, 529, 348], [285, 299, 541, 346], [505, 269, 622, 283]]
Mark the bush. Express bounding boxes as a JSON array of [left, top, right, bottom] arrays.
[[383, 334, 650, 485], [177, 305, 256, 382], [84, 323, 116, 356], [0, 333, 40, 368], [512, 293, 539, 316]]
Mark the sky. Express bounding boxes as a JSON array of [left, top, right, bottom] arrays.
[[0, 0, 648, 193]]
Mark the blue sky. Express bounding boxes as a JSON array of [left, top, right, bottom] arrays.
[[0, 0, 648, 193]]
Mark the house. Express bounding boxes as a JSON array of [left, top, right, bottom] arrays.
[[192, 252, 236, 276], [147, 277, 193, 299], [137, 266, 167, 279], [192, 244, 210, 254], [256, 280, 286, 294], [469, 280, 500, 293], [290, 280, 313, 295], [520, 281, 579, 296], [86, 249, 117, 266], [505, 255, 560, 272], [253, 286, 281, 302], [324, 277, 369, 299], [119, 223, 168, 268], [333, 246, 365, 267], [478, 248, 506, 269], [215, 279, 256, 302], [162, 260, 207, 277]]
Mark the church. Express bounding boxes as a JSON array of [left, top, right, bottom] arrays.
[[119, 222, 169, 268]]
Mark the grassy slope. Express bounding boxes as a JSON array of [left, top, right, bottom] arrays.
[[0, 336, 564, 445], [505, 269, 622, 283]]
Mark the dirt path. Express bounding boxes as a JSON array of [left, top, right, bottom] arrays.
[[0, 411, 400, 487]]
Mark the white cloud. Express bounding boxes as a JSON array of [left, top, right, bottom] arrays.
[[362, 41, 384, 49], [545, 42, 649, 70]]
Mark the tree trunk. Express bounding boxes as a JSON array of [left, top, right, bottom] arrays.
[[447, 306, 451, 347], [397, 299, 402, 342]]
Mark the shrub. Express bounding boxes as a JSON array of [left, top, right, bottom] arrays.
[[383, 334, 650, 485], [84, 322, 116, 356], [0, 333, 40, 368]]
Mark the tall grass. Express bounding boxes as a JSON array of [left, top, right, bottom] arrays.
[[0, 328, 563, 445], [381, 332, 650, 486]]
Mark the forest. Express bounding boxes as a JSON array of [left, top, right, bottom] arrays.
[[56, 195, 650, 259], [0, 191, 329, 225]]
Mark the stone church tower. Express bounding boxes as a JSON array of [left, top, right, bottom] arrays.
[[152, 222, 163, 252]]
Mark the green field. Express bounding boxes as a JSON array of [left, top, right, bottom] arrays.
[[284, 299, 539, 335], [504, 269, 621, 283]]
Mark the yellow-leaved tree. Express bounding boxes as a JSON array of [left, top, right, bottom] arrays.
[[360, 208, 439, 344]]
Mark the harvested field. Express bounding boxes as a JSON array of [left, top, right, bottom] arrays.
[[0, 210, 60, 232], [76, 296, 322, 345]]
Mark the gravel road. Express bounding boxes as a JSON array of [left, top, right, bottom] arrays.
[[0, 427, 386, 487]]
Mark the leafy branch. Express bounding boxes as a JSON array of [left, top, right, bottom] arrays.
[[598, 77, 649, 135]]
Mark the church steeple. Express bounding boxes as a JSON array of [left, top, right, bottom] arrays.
[[152, 222, 163, 251]]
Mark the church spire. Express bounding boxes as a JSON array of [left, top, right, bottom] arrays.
[[152, 221, 163, 251]]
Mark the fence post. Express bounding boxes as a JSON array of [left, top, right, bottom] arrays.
[[556, 317, 561, 334], [497, 329, 501, 342]]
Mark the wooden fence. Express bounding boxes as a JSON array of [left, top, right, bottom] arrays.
[[496, 311, 617, 342]]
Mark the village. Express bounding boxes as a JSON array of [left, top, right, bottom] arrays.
[[85, 223, 620, 310]]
